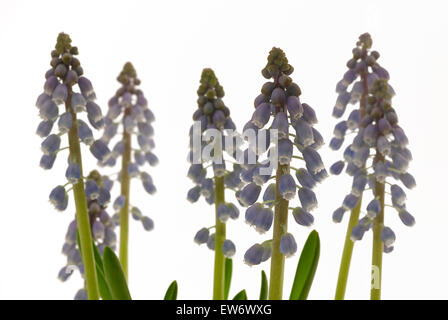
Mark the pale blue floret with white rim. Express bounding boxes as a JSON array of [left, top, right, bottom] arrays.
[[292, 207, 314, 227], [278, 173, 296, 200], [65, 162, 81, 184], [279, 233, 297, 257], [36, 120, 54, 138], [244, 243, 265, 266], [194, 228, 210, 244], [58, 112, 73, 133], [298, 188, 318, 212], [222, 240, 236, 258], [253, 207, 273, 234]]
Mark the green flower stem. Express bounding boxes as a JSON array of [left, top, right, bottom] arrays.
[[371, 154, 385, 300], [65, 88, 99, 300], [334, 194, 363, 300], [119, 108, 132, 280], [213, 176, 226, 300], [269, 163, 289, 300]]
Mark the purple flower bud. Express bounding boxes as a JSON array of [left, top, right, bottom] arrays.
[[334, 121, 348, 138], [280, 233, 297, 257], [71, 93, 87, 112], [399, 210, 415, 227], [298, 188, 317, 212], [217, 203, 232, 222], [113, 195, 126, 211], [245, 203, 263, 225], [92, 220, 105, 240], [391, 184, 406, 206], [367, 199, 381, 218], [78, 120, 94, 145], [263, 183, 276, 204], [145, 151, 159, 166], [286, 96, 303, 121], [141, 216, 154, 231], [253, 208, 273, 233], [244, 243, 264, 266], [187, 186, 201, 203], [40, 153, 56, 169], [332, 207, 346, 223], [44, 76, 59, 95], [39, 99, 59, 121], [52, 84, 68, 105], [363, 124, 377, 147], [400, 172, 416, 189], [251, 103, 271, 128], [90, 140, 110, 162], [342, 194, 359, 210], [85, 180, 99, 200], [239, 183, 261, 207], [194, 228, 209, 244], [78, 77, 95, 100], [329, 137, 344, 151], [392, 126, 408, 149], [295, 168, 316, 189], [41, 134, 61, 155], [351, 173, 367, 196], [381, 226, 395, 247], [58, 112, 73, 133], [271, 112, 289, 139], [279, 173, 296, 200], [206, 233, 216, 250], [302, 147, 325, 174], [65, 162, 81, 184], [294, 119, 314, 148], [347, 110, 361, 129], [222, 240, 236, 258], [36, 120, 54, 137], [277, 139, 293, 165], [292, 207, 314, 226], [330, 161, 345, 175]]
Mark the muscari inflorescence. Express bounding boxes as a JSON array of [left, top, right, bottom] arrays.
[[102, 62, 157, 232], [239, 47, 327, 266], [58, 171, 117, 300], [187, 68, 243, 258], [330, 33, 415, 253]]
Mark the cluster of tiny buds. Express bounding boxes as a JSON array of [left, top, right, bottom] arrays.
[[187, 68, 242, 256], [36, 33, 105, 173], [57, 171, 117, 300], [329, 35, 415, 253], [238, 47, 327, 266]]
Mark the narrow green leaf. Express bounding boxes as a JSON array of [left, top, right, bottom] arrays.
[[92, 242, 112, 300], [103, 246, 132, 300], [259, 270, 268, 300], [289, 230, 320, 300], [77, 232, 112, 300], [224, 258, 232, 300], [164, 280, 178, 300], [92, 240, 104, 272], [232, 289, 247, 300]]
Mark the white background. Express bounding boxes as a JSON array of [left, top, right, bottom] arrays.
[[0, 0, 447, 300]]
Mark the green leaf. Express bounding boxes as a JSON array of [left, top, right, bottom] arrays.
[[92, 242, 112, 300], [259, 270, 268, 300], [103, 246, 132, 300], [76, 232, 112, 300], [164, 280, 178, 300], [224, 258, 232, 300], [232, 289, 247, 300], [289, 230, 320, 300]]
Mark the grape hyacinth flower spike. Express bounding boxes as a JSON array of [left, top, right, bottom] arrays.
[[58, 171, 118, 299], [240, 48, 327, 299], [187, 68, 243, 299], [100, 62, 157, 279], [330, 33, 416, 300], [36, 33, 104, 299]]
